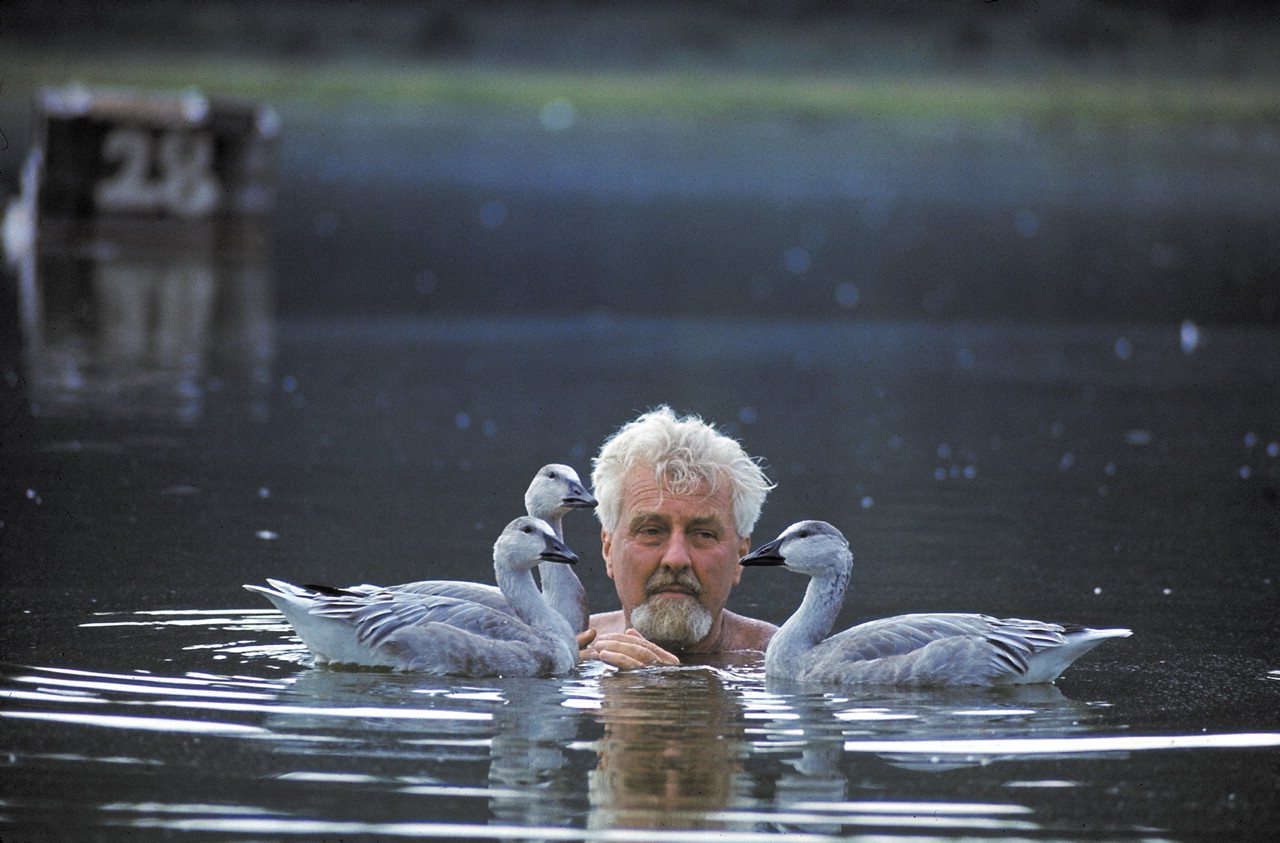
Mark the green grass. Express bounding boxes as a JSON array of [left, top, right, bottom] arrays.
[[3, 48, 1277, 128]]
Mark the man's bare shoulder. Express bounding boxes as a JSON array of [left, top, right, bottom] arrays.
[[721, 610, 778, 653]]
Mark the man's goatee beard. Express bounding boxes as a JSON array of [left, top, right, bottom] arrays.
[[631, 596, 713, 651]]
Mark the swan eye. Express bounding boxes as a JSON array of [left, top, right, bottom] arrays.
[[546, 471, 559, 480], [521, 525, 534, 534], [795, 529, 811, 539]]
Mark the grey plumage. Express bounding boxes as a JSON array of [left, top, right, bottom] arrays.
[[245, 516, 580, 676], [741, 520, 1131, 686]]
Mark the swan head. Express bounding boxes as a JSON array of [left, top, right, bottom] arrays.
[[524, 464, 598, 521], [740, 520, 850, 579], [494, 516, 580, 572]]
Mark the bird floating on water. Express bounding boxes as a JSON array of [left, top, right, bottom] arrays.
[[245, 516, 580, 676], [740, 520, 1131, 686], [336, 464, 595, 632]]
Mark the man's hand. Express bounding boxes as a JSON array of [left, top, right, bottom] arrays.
[[577, 628, 680, 669]]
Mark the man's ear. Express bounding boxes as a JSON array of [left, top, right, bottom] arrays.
[[731, 535, 750, 585], [601, 529, 616, 580]]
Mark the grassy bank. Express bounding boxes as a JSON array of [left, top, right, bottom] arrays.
[[3, 47, 1278, 129]]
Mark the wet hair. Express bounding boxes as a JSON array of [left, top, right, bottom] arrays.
[[592, 405, 774, 537]]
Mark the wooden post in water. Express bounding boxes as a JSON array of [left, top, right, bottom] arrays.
[[2, 84, 279, 420]]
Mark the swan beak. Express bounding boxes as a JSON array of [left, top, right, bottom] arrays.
[[562, 483, 598, 510], [540, 533, 580, 565], [740, 537, 786, 567]]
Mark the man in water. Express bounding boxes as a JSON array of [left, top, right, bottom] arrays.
[[578, 406, 777, 668]]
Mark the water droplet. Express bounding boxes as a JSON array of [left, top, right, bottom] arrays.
[[1124, 429, 1152, 446], [834, 282, 859, 309], [937, 444, 952, 459], [255, 530, 278, 541], [1162, 587, 1172, 596], [738, 407, 757, 424], [1244, 432, 1258, 448], [160, 485, 200, 496], [963, 465, 976, 480], [1051, 421, 1065, 438], [1268, 442, 1279, 458], [1179, 319, 1200, 354], [258, 487, 271, 498], [1059, 453, 1075, 470], [1093, 586, 1103, 595], [455, 412, 471, 430], [1114, 337, 1132, 360], [860, 496, 874, 508], [1014, 208, 1040, 237], [482, 419, 497, 437], [281, 375, 298, 393], [1239, 465, 1252, 479], [956, 347, 976, 370], [783, 247, 811, 274], [540, 98, 576, 131], [934, 468, 946, 481], [1104, 462, 1117, 476]]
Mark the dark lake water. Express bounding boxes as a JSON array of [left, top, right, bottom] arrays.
[[2, 72, 1280, 839], [3, 309, 1278, 840]]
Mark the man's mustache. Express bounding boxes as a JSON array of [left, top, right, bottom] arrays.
[[643, 568, 703, 597]]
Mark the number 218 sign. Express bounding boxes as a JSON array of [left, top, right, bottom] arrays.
[[33, 85, 277, 225], [95, 126, 222, 218]]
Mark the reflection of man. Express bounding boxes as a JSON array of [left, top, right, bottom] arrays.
[[588, 669, 749, 830], [579, 406, 777, 668]]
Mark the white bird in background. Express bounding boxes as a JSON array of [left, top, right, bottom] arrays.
[[336, 464, 596, 633], [741, 520, 1132, 687], [245, 516, 580, 676]]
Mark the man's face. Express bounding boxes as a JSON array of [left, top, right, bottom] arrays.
[[601, 466, 750, 650]]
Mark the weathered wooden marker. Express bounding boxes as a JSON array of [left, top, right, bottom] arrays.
[[3, 84, 279, 420]]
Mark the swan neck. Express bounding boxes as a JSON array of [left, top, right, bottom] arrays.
[[767, 565, 849, 668], [496, 560, 575, 644], [539, 560, 588, 628]]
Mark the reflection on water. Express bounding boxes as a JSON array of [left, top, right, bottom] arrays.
[[1, 610, 1277, 839], [15, 222, 274, 422], [589, 668, 750, 831], [4, 85, 278, 424]]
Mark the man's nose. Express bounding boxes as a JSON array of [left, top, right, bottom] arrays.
[[659, 530, 693, 568]]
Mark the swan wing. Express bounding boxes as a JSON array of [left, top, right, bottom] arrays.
[[801, 613, 1077, 686], [379, 621, 564, 676], [306, 589, 544, 650], [346, 579, 512, 613]]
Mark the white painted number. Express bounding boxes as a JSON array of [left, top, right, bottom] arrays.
[[95, 127, 221, 218]]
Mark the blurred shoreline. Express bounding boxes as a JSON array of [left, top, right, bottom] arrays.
[[2, 2, 1277, 325], [4, 1, 1278, 120]]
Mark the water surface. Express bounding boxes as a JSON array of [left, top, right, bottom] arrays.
[[3, 316, 1278, 840]]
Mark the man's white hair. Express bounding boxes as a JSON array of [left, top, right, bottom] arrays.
[[592, 405, 773, 537]]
